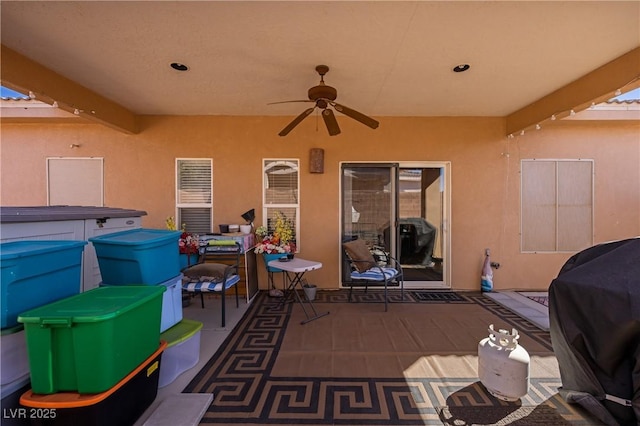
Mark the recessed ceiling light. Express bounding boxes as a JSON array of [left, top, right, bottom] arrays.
[[170, 62, 189, 71], [453, 64, 470, 73]]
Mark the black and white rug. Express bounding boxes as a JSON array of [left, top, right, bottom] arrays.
[[183, 290, 596, 425]]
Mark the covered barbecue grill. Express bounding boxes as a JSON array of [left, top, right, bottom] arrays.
[[549, 237, 640, 425]]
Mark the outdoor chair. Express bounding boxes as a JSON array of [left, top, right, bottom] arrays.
[[181, 241, 241, 327], [342, 238, 404, 311]]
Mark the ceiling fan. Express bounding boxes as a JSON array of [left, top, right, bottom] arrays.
[[270, 65, 379, 137]]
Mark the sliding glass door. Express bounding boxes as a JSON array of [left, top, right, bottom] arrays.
[[397, 166, 447, 287], [341, 162, 449, 289]]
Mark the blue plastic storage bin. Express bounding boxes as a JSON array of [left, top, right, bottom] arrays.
[[89, 228, 182, 285], [158, 274, 183, 333], [99, 273, 183, 333], [0, 240, 87, 329]]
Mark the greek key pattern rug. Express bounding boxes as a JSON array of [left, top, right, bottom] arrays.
[[518, 291, 550, 308], [184, 291, 598, 425]]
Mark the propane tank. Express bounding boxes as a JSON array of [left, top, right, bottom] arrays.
[[481, 249, 493, 292], [478, 324, 530, 401]]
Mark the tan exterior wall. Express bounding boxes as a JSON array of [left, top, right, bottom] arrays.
[[1, 116, 638, 291]]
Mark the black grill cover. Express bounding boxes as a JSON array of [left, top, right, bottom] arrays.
[[549, 237, 640, 426]]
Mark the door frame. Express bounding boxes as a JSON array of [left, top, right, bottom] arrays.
[[338, 160, 451, 289]]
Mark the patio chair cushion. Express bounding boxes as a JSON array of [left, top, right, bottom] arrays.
[[182, 274, 240, 292], [350, 267, 399, 281], [182, 262, 227, 282], [343, 239, 376, 273]]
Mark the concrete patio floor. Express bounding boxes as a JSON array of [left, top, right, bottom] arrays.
[[483, 290, 550, 331]]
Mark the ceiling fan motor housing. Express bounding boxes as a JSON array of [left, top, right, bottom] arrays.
[[308, 85, 337, 102]]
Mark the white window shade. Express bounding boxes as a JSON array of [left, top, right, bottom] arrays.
[[178, 160, 212, 204], [263, 159, 300, 249], [264, 160, 298, 205], [176, 159, 212, 234]]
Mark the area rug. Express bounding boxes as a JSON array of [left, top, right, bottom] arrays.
[[518, 292, 550, 308], [184, 290, 599, 425]]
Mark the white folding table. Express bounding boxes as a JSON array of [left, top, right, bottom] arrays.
[[267, 257, 330, 324]]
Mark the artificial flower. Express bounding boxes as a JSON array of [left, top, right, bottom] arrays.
[[254, 211, 296, 254], [167, 216, 200, 254], [178, 231, 200, 255]]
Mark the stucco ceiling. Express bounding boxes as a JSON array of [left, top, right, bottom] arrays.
[[1, 1, 639, 119]]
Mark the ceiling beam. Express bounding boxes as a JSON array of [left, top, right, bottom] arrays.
[[1, 45, 139, 134], [505, 47, 640, 136]]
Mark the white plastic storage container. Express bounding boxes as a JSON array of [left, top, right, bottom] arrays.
[[158, 274, 184, 333], [0, 325, 29, 385], [158, 319, 203, 388], [0, 372, 30, 419]]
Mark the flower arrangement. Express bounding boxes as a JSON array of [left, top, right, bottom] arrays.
[[166, 216, 200, 255], [254, 211, 296, 254], [178, 231, 200, 255]]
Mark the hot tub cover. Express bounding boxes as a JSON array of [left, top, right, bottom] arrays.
[[549, 237, 640, 426], [0, 206, 146, 223]]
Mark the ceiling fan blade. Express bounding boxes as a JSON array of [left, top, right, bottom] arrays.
[[268, 100, 314, 105], [331, 102, 379, 129], [278, 107, 315, 136], [322, 108, 341, 136]]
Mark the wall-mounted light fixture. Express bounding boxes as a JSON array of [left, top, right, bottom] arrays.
[[309, 148, 324, 174]]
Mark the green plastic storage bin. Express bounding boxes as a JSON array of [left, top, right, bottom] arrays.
[[18, 286, 165, 394]]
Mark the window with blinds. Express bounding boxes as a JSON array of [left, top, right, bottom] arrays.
[[263, 159, 299, 249], [521, 159, 594, 252], [176, 159, 212, 234]]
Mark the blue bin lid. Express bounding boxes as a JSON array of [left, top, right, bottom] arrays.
[[17, 286, 166, 325], [88, 228, 182, 245], [0, 240, 87, 260]]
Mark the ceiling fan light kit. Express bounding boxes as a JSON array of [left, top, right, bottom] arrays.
[[271, 65, 379, 136]]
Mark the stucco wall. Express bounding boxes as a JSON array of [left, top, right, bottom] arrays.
[[1, 116, 638, 291]]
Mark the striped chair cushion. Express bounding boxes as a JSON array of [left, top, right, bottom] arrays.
[[182, 274, 240, 292], [350, 267, 399, 281]]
